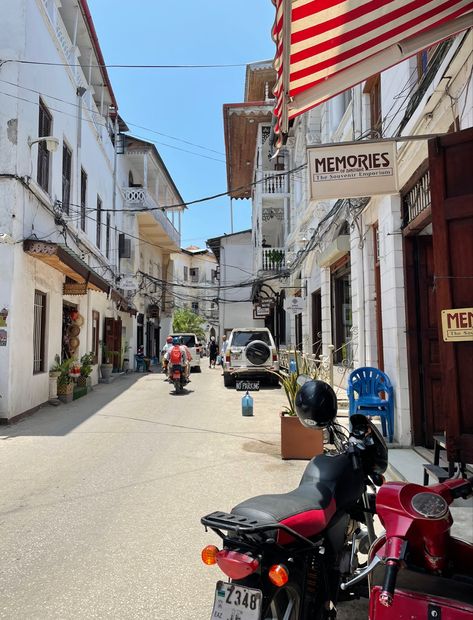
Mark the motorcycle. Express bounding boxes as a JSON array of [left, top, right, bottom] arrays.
[[200, 379, 388, 619], [169, 363, 187, 393], [341, 474, 473, 618]]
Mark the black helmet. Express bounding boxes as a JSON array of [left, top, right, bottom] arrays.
[[295, 380, 337, 428]]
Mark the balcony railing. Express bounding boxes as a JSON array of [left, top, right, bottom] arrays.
[[123, 187, 180, 247], [261, 247, 287, 272], [260, 171, 288, 195]]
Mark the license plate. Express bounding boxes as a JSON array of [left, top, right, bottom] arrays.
[[236, 380, 260, 391], [231, 351, 242, 359], [211, 581, 262, 620], [172, 372, 181, 379]]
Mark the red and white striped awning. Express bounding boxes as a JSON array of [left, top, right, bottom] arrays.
[[272, 0, 473, 141]]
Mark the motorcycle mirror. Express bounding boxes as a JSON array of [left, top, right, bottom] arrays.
[[296, 374, 311, 387], [350, 414, 370, 437]]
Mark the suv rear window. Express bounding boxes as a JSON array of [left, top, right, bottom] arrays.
[[178, 335, 196, 347], [231, 331, 271, 347]]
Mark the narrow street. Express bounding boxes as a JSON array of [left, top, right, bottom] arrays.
[[1, 366, 315, 619]]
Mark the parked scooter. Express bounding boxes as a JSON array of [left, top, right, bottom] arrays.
[[342, 474, 473, 618], [200, 379, 387, 619]]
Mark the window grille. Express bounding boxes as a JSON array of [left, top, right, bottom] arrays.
[[402, 170, 431, 227], [62, 143, 72, 214], [33, 290, 46, 373], [106, 213, 111, 258], [96, 196, 102, 248], [37, 100, 52, 192], [80, 169, 87, 231]]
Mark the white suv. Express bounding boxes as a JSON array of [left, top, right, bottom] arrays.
[[169, 333, 201, 372], [223, 328, 279, 387]]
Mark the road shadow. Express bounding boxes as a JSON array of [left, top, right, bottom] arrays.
[[0, 373, 143, 438]]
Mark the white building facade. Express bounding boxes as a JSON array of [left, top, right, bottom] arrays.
[[270, 30, 473, 447], [0, 0, 186, 422]]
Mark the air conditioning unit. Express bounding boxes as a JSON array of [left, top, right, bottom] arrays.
[[119, 233, 131, 258]]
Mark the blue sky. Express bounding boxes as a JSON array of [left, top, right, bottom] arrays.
[[87, 1, 276, 248]]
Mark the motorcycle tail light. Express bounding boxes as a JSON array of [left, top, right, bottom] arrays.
[[272, 353, 278, 362], [216, 550, 259, 580], [201, 545, 219, 565], [268, 564, 289, 587]]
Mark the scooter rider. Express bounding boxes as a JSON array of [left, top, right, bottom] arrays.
[[161, 336, 173, 374], [165, 337, 192, 381]]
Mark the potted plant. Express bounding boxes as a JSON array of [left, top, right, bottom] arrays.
[[100, 343, 114, 381], [78, 351, 94, 388], [121, 340, 130, 372], [56, 357, 75, 403], [273, 353, 324, 460], [49, 354, 61, 379]]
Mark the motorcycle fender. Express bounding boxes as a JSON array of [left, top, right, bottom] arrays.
[[369, 585, 473, 619]]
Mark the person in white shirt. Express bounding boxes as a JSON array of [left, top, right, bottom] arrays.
[[220, 334, 229, 371]]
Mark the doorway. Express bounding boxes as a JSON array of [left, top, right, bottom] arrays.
[[405, 235, 442, 447], [331, 256, 352, 364], [311, 290, 322, 357]]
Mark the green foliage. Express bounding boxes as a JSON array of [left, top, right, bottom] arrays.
[[273, 350, 320, 416], [56, 357, 75, 387], [50, 354, 62, 373], [101, 343, 119, 365], [80, 352, 94, 377], [267, 249, 285, 265], [172, 308, 205, 338]]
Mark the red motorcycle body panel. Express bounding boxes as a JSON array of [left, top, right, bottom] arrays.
[[278, 498, 337, 544], [369, 585, 473, 619]]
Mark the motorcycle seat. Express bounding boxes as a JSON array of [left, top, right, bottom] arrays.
[[231, 483, 336, 543]]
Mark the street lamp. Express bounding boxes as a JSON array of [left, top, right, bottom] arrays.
[[27, 136, 59, 152], [0, 232, 15, 245]]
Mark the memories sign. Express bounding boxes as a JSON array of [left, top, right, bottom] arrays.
[[308, 141, 399, 200]]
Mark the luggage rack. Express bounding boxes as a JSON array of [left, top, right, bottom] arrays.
[[201, 511, 321, 548]]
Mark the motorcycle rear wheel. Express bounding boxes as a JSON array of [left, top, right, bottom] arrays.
[[263, 583, 301, 620]]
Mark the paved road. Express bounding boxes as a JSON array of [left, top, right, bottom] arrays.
[[0, 365, 369, 619]]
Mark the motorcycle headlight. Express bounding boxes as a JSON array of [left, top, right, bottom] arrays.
[[411, 492, 448, 519]]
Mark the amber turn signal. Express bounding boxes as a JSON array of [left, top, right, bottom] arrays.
[[268, 564, 289, 587], [201, 545, 219, 565]]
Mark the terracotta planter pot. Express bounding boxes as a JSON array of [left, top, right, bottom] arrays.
[[280, 413, 324, 460]]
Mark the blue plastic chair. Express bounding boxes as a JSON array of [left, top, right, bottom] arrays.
[[134, 354, 146, 372], [347, 367, 394, 442]]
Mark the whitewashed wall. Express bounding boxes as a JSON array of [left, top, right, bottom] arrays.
[[220, 232, 264, 335]]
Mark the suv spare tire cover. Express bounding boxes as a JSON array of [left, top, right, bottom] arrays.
[[245, 340, 271, 365]]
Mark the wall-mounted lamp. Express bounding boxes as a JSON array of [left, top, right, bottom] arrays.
[[27, 136, 60, 153], [0, 232, 15, 245]]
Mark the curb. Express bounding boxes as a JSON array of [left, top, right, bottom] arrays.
[[386, 462, 407, 482]]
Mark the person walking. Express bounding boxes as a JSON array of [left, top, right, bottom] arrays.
[[220, 334, 228, 373], [208, 336, 218, 368]]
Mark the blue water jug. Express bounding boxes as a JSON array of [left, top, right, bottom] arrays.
[[242, 391, 254, 417], [289, 358, 297, 373]]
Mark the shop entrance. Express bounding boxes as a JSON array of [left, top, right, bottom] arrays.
[[104, 317, 122, 371], [311, 290, 322, 356], [331, 256, 352, 364], [62, 302, 79, 360]]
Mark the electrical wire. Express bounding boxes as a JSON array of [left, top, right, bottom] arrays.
[[8, 59, 253, 69]]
